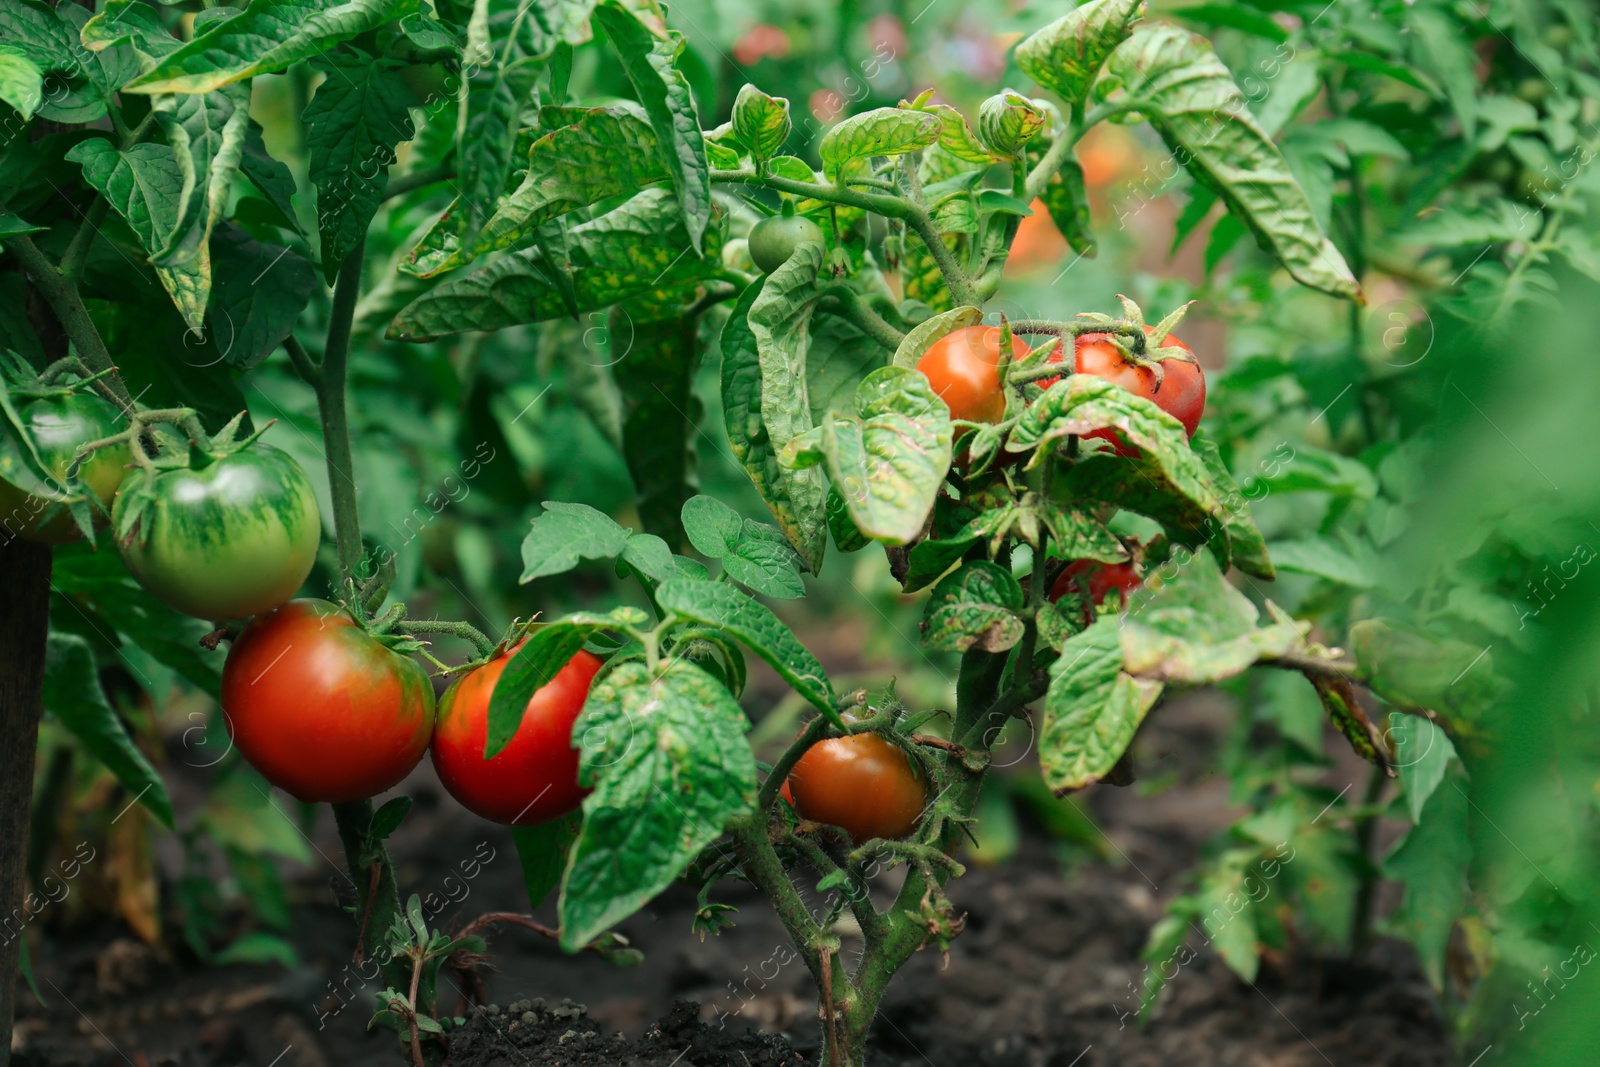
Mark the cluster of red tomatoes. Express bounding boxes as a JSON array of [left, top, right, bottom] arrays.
[[915, 320, 1208, 612], [221, 603, 602, 823]]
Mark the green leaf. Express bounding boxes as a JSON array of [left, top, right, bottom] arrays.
[[1102, 25, 1362, 302], [560, 658, 757, 948], [0, 1, 84, 77], [368, 796, 413, 841], [1015, 0, 1143, 106], [922, 560, 1025, 653], [593, 2, 709, 253], [721, 524, 805, 600], [451, 0, 589, 254], [43, 634, 174, 828], [654, 578, 839, 727], [617, 312, 699, 547], [818, 106, 940, 180], [1189, 432, 1273, 580], [0, 48, 42, 119], [1388, 712, 1457, 824], [731, 84, 790, 162], [1383, 766, 1469, 988], [721, 280, 826, 572], [1119, 548, 1302, 684], [206, 221, 316, 369], [1174, 3, 1287, 42], [925, 103, 996, 164], [126, 0, 419, 94], [304, 54, 415, 283], [788, 367, 953, 546], [1406, 4, 1478, 136], [405, 104, 664, 277], [50, 546, 223, 699], [486, 608, 647, 757], [902, 506, 1013, 593], [1031, 140, 1094, 256], [66, 139, 210, 330], [214, 932, 299, 967], [519, 500, 632, 581], [748, 240, 830, 562], [150, 82, 252, 272], [681, 494, 743, 558], [1267, 536, 1376, 587], [0, 209, 43, 240], [1011, 376, 1217, 518], [81, 1, 183, 61], [387, 188, 721, 340], [826, 484, 869, 553], [1192, 851, 1263, 981], [512, 810, 581, 909], [1039, 619, 1162, 794], [890, 304, 983, 369], [1042, 506, 1127, 565], [1062, 452, 1219, 559], [239, 122, 300, 231], [1349, 619, 1497, 718]]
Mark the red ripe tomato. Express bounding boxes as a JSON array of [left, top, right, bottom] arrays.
[[1049, 559, 1142, 606], [786, 729, 927, 842], [221, 600, 435, 803], [430, 643, 603, 826], [915, 325, 1032, 424], [1037, 326, 1205, 455]]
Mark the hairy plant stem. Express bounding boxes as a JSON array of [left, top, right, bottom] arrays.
[[305, 239, 412, 997], [3, 231, 132, 409], [319, 241, 367, 584], [1349, 763, 1389, 953], [399, 618, 498, 658], [710, 170, 982, 309], [819, 285, 906, 350]]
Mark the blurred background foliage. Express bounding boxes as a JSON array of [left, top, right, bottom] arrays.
[[18, 0, 1600, 1062]]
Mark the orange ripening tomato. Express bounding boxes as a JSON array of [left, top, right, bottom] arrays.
[[221, 600, 435, 803], [1006, 198, 1068, 273], [430, 643, 604, 826], [915, 324, 1032, 424], [786, 730, 927, 842]]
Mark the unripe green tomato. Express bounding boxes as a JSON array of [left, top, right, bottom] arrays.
[[1515, 77, 1547, 105], [748, 213, 825, 273], [0, 393, 129, 545], [114, 444, 321, 620]]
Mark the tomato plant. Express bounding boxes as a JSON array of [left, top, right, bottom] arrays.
[[431, 644, 602, 826], [220, 600, 435, 804], [2, 0, 1595, 1064]]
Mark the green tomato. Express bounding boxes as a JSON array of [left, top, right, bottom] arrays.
[[0, 393, 129, 545], [748, 213, 825, 273], [114, 443, 321, 620]]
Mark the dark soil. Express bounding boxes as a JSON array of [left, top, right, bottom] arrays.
[[13, 692, 1456, 1067]]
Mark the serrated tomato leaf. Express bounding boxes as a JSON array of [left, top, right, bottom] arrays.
[[560, 658, 757, 948]]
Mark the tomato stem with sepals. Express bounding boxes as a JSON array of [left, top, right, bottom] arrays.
[[710, 170, 982, 308], [399, 618, 497, 659]]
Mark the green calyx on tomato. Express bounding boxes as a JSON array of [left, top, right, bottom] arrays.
[[785, 719, 928, 843], [114, 435, 321, 621], [748, 199, 826, 274], [221, 599, 435, 803], [0, 390, 129, 545], [915, 324, 1032, 425], [431, 642, 603, 826]]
